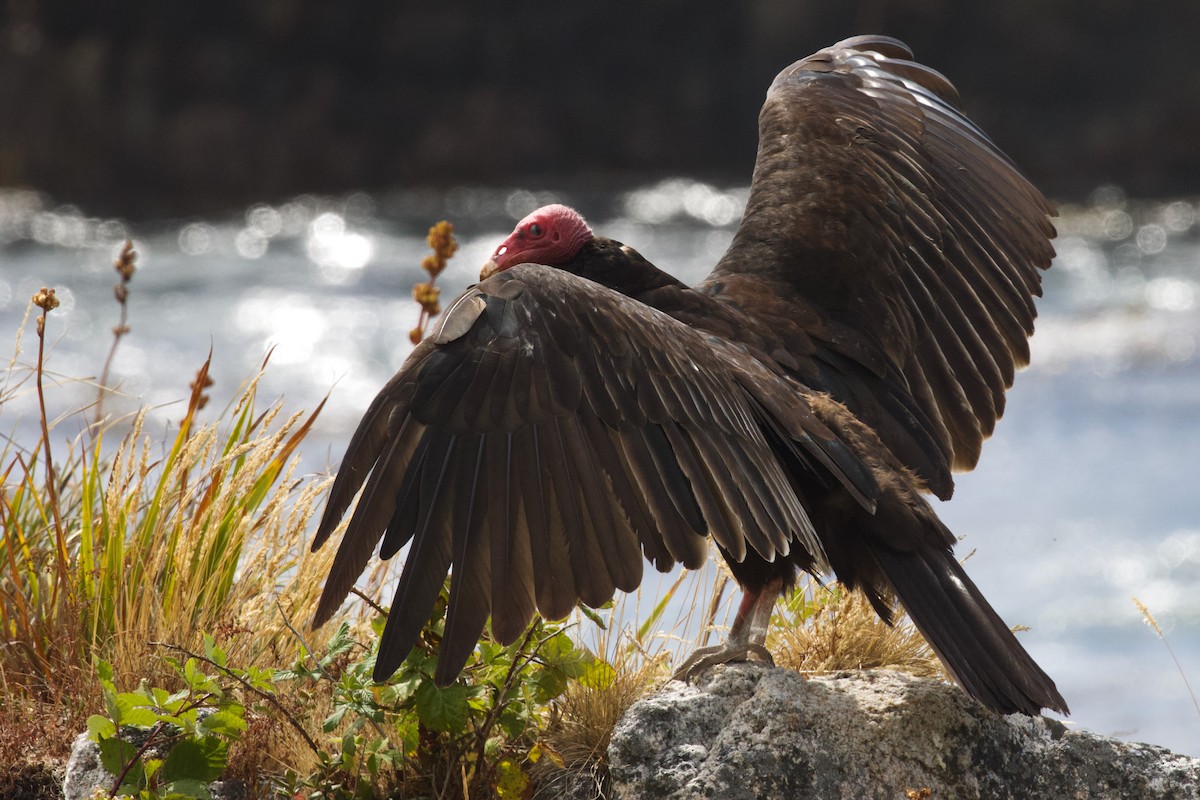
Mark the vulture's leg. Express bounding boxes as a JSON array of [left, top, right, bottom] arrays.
[[671, 577, 783, 681]]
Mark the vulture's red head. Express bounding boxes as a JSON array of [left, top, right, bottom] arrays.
[[481, 204, 593, 279]]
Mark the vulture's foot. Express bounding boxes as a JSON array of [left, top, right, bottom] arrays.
[[671, 640, 775, 682], [673, 579, 784, 682]]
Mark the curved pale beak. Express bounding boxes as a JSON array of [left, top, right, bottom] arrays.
[[480, 258, 500, 280]]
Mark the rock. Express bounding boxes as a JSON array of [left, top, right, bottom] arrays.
[[62, 732, 114, 800], [608, 665, 1199, 800], [62, 730, 247, 800]]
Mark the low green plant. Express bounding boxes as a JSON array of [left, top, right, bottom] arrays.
[[277, 585, 613, 799], [86, 642, 248, 800]]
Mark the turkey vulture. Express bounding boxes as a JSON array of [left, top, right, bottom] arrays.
[[312, 35, 1068, 716]]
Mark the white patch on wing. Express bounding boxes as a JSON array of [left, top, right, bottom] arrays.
[[432, 293, 487, 344]]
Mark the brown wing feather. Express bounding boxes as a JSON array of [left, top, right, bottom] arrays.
[[701, 35, 1055, 496], [487, 431, 536, 645], [312, 266, 867, 684], [438, 435, 491, 685]]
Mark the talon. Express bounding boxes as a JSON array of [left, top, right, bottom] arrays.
[[746, 643, 775, 667], [671, 640, 775, 682]]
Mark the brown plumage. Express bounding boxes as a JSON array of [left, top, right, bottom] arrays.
[[311, 35, 1067, 716]]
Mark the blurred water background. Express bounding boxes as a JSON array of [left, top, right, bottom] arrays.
[[1, 181, 1198, 757]]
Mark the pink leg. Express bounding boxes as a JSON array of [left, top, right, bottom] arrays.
[[672, 577, 784, 681]]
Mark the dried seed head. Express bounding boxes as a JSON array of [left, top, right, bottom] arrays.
[[33, 287, 59, 337], [32, 287, 60, 312], [114, 240, 137, 282], [412, 282, 441, 313], [190, 371, 215, 410], [426, 220, 458, 262], [421, 254, 445, 277], [410, 220, 457, 342]]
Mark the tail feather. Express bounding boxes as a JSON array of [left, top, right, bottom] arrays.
[[871, 542, 1068, 716]]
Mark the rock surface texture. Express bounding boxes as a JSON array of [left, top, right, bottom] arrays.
[[608, 665, 1199, 800]]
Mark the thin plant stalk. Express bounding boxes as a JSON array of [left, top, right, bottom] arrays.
[[1133, 596, 1200, 717], [95, 240, 137, 425], [31, 288, 68, 593]]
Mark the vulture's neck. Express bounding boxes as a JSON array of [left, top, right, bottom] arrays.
[[565, 238, 686, 299]]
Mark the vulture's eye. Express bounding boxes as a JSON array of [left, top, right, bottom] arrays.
[[527, 223, 544, 238]]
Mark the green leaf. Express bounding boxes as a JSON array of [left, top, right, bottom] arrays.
[[401, 646, 438, 678], [497, 706, 530, 739], [495, 757, 529, 798], [345, 714, 367, 735], [324, 623, 357, 659], [539, 631, 574, 663], [161, 737, 227, 784], [164, 689, 191, 710], [183, 658, 205, 688], [537, 633, 613, 687], [97, 660, 114, 684], [575, 657, 616, 690], [244, 665, 276, 692], [413, 681, 469, 732], [104, 689, 134, 726], [97, 736, 141, 784], [376, 675, 420, 708], [202, 633, 225, 666], [117, 690, 154, 708], [120, 706, 162, 729], [322, 705, 348, 733], [395, 715, 420, 756], [576, 602, 608, 630], [86, 715, 116, 742], [364, 738, 395, 776], [529, 667, 568, 704], [200, 708, 246, 739], [181, 659, 220, 695]]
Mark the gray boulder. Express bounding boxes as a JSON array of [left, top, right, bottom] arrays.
[[62, 732, 114, 800], [609, 665, 1199, 800]]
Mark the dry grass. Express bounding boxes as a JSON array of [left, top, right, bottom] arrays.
[[0, 270, 356, 778], [0, 368, 350, 774], [1133, 596, 1200, 718], [769, 579, 945, 680], [83, 390, 336, 678], [536, 655, 665, 798]]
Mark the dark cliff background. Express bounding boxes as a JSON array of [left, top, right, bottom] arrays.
[[1, 0, 1196, 219]]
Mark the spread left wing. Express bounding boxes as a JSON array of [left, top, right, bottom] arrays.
[[311, 265, 871, 684]]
